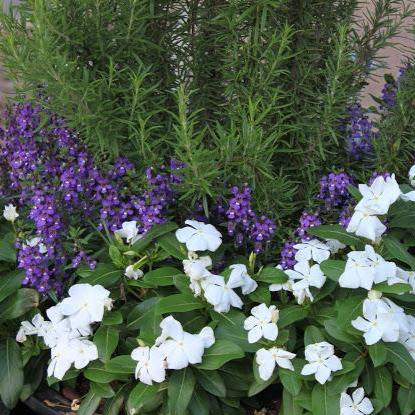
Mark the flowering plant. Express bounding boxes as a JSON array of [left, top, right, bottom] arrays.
[[5, 165, 415, 415]]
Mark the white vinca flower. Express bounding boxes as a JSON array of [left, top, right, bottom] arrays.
[[339, 246, 396, 290], [228, 264, 257, 295], [114, 220, 142, 244], [340, 387, 374, 415], [294, 239, 330, 264], [202, 274, 243, 313], [176, 220, 222, 252], [409, 165, 415, 187], [401, 165, 415, 201], [244, 303, 279, 343], [351, 298, 400, 345], [346, 206, 386, 242], [183, 254, 212, 296], [16, 314, 46, 343], [47, 339, 76, 380], [285, 261, 326, 292], [124, 265, 143, 280], [355, 174, 401, 215], [155, 316, 214, 370], [59, 284, 112, 329], [400, 315, 415, 359], [301, 342, 342, 384], [256, 347, 296, 381], [131, 345, 166, 385], [70, 338, 98, 370], [325, 239, 346, 254], [23, 237, 48, 254], [3, 204, 18, 222]]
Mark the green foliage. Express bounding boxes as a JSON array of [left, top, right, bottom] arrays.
[[1, 0, 413, 220]]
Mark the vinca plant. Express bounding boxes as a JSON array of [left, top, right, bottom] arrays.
[[9, 165, 415, 414]]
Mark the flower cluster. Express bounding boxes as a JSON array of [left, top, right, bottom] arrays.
[[346, 174, 400, 241], [296, 210, 321, 241], [341, 103, 375, 160], [226, 185, 276, 253], [16, 284, 112, 379], [131, 316, 214, 385], [176, 220, 258, 312], [318, 172, 354, 210], [0, 103, 181, 291]]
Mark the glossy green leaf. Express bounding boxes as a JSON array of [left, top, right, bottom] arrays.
[[397, 385, 415, 415], [383, 235, 415, 269], [374, 366, 392, 408], [368, 342, 387, 367], [278, 305, 309, 328], [94, 325, 119, 363], [168, 368, 195, 414], [126, 383, 158, 413], [196, 340, 244, 370], [385, 342, 415, 384], [307, 224, 362, 247], [131, 222, 178, 253], [311, 384, 340, 415], [105, 355, 136, 374], [157, 293, 204, 314], [79, 263, 122, 287], [157, 233, 187, 260], [256, 267, 288, 284], [0, 288, 39, 321], [195, 368, 226, 397], [90, 382, 115, 398], [304, 326, 325, 345], [320, 260, 345, 282], [0, 270, 24, 303], [143, 266, 183, 286], [78, 390, 101, 415]]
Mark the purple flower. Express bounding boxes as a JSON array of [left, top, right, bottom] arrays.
[[296, 210, 321, 241], [279, 240, 298, 270], [318, 172, 354, 210]]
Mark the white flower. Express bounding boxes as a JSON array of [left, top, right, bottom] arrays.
[[339, 246, 396, 290], [131, 346, 166, 385], [292, 286, 314, 304], [400, 315, 415, 359], [325, 239, 346, 254], [340, 387, 374, 415], [183, 255, 212, 296], [301, 342, 342, 384], [23, 237, 48, 254], [400, 191, 415, 202], [355, 174, 401, 215], [294, 239, 330, 264], [244, 304, 279, 343], [256, 347, 296, 381], [176, 220, 222, 252], [155, 316, 214, 369], [269, 265, 292, 292], [124, 265, 143, 280], [70, 339, 98, 369], [409, 165, 415, 187], [285, 261, 326, 291], [47, 339, 76, 380], [202, 274, 243, 313], [228, 264, 258, 294], [347, 207, 386, 242], [3, 204, 18, 222], [351, 298, 400, 345], [16, 314, 46, 343], [114, 221, 142, 244], [59, 284, 112, 329]]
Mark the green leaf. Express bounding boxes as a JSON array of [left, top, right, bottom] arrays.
[[0, 270, 24, 303], [304, 326, 325, 345], [143, 267, 183, 287], [324, 319, 360, 344], [0, 288, 39, 321], [329, 353, 365, 394], [157, 233, 187, 260], [256, 267, 288, 284], [102, 310, 123, 325], [108, 245, 125, 268], [188, 387, 210, 415], [385, 342, 415, 384], [157, 293, 204, 314], [105, 355, 136, 374], [196, 340, 244, 370], [347, 185, 363, 201], [168, 368, 195, 414], [383, 235, 415, 269], [281, 388, 303, 415], [84, 362, 129, 383], [79, 263, 122, 287], [311, 384, 340, 415], [248, 372, 278, 397], [368, 342, 387, 367], [0, 339, 24, 409], [307, 224, 362, 247], [131, 222, 178, 253], [335, 295, 365, 326], [279, 368, 302, 396], [374, 367, 392, 408], [195, 368, 226, 397], [397, 385, 415, 415], [126, 383, 158, 413], [90, 382, 115, 398], [94, 326, 119, 363], [373, 282, 412, 294], [320, 260, 345, 282], [213, 310, 257, 353], [127, 297, 161, 332], [78, 390, 101, 415], [278, 305, 309, 328], [0, 233, 16, 262], [390, 206, 415, 230], [248, 285, 271, 305], [103, 384, 128, 415]]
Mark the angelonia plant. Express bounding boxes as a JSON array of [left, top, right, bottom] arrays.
[[7, 164, 415, 415]]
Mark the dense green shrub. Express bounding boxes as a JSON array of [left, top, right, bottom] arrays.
[[1, 0, 413, 222]]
